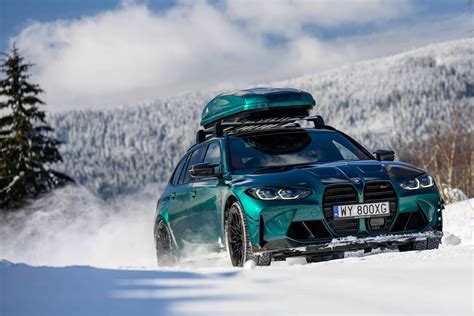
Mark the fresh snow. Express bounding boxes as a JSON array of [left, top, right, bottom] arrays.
[[1, 191, 472, 315], [1, 247, 472, 315]]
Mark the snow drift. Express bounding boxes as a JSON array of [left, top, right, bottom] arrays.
[[1, 198, 472, 315]]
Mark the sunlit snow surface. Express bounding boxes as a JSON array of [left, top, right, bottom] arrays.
[[1, 189, 472, 315]]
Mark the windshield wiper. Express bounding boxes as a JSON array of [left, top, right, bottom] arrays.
[[253, 162, 317, 174], [288, 162, 318, 168], [253, 165, 294, 174]]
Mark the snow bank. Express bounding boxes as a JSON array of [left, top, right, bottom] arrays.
[[442, 198, 473, 247], [0, 185, 158, 268]]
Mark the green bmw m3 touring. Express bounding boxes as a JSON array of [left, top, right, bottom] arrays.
[[154, 88, 443, 267]]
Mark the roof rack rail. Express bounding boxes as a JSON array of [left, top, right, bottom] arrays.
[[196, 115, 325, 143]]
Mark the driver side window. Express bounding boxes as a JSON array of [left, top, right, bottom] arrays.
[[180, 146, 206, 184], [203, 142, 221, 165], [203, 142, 222, 174]]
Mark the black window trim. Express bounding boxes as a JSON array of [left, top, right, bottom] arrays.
[[177, 153, 191, 185], [169, 153, 189, 186], [201, 140, 223, 177], [203, 140, 223, 167], [180, 143, 208, 185], [170, 139, 225, 187]]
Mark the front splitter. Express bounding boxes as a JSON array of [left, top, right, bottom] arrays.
[[253, 230, 443, 258]]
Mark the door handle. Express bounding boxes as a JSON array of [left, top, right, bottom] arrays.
[[191, 189, 197, 198], [170, 192, 176, 199]]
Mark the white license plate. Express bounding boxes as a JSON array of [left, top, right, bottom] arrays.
[[333, 202, 390, 219]]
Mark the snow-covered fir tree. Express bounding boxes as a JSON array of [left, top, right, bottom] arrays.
[[0, 46, 72, 209]]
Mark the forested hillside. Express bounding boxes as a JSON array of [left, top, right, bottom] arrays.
[[50, 38, 474, 198]]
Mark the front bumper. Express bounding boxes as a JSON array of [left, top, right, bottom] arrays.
[[252, 230, 443, 259], [240, 187, 443, 245]]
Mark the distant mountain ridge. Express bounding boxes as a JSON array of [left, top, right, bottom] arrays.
[[50, 38, 474, 198]]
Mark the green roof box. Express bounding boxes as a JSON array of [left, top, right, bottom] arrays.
[[200, 87, 316, 128]]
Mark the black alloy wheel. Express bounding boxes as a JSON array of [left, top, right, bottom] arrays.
[[154, 219, 176, 267], [226, 202, 271, 267]]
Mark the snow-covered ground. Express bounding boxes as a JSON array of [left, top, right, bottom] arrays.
[[1, 193, 472, 315], [1, 246, 472, 315]]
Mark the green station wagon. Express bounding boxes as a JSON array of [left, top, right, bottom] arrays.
[[154, 88, 443, 267]]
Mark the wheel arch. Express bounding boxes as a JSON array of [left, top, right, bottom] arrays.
[[154, 214, 179, 252], [223, 194, 238, 227], [223, 193, 262, 247]]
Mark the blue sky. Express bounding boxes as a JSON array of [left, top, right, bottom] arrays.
[[0, 0, 176, 50], [0, 0, 472, 110], [1, 0, 470, 50]]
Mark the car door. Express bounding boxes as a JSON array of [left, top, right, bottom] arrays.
[[164, 154, 191, 245], [187, 141, 224, 244], [174, 145, 207, 244]]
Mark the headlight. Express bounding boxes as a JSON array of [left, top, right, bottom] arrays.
[[246, 187, 312, 200], [400, 174, 434, 190]]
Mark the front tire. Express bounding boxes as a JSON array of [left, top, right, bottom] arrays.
[[225, 202, 271, 267], [154, 219, 176, 267]]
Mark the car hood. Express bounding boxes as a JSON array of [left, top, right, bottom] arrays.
[[229, 160, 426, 189]]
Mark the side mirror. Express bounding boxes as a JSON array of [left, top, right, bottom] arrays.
[[373, 150, 395, 161], [190, 163, 221, 178]]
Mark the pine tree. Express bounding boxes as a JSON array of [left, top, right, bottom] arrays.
[[0, 46, 72, 210]]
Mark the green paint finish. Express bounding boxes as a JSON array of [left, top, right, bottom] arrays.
[[157, 149, 443, 249], [200, 87, 315, 127], [156, 89, 443, 259]]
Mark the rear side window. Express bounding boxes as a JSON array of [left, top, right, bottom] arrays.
[[180, 146, 206, 184], [170, 155, 187, 185]]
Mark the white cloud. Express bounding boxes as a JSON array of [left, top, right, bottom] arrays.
[[225, 0, 413, 36], [10, 0, 470, 111]]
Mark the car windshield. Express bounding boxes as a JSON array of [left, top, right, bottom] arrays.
[[228, 130, 372, 172]]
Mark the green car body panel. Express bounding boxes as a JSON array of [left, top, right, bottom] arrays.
[[226, 161, 442, 246], [156, 134, 443, 258], [156, 88, 443, 261]]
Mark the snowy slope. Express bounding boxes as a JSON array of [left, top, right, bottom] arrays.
[[49, 38, 474, 198], [1, 198, 473, 315]]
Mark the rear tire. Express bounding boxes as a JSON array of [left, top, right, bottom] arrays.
[[226, 202, 271, 267], [154, 219, 176, 267], [398, 238, 440, 252]]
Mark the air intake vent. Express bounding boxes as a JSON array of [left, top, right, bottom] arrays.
[[391, 211, 428, 232], [363, 182, 397, 232], [287, 220, 332, 240], [323, 185, 359, 236]]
